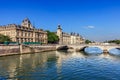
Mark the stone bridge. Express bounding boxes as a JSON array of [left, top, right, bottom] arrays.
[[56, 44, 120, 53]]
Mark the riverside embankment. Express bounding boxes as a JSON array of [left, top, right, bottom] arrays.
[[0, 44, 57, 56]]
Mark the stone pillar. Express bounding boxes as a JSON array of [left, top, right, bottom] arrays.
[[33, 32, 35, 42], [103, 49, 109, 53], [19, 44, 23, 54]]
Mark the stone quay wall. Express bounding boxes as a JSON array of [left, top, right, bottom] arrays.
[[0, 45, 57, 57], [0, 45, 20, 56], [21, 45, 57, 54]]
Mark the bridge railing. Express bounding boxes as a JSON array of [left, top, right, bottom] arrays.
[[60, 43, 120, 46], [29, 44, 57, 48]]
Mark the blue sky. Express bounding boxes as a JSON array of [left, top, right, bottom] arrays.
[[0, 0, 120, 41]]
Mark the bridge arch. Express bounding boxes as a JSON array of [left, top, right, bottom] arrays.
[[108, 47, 120, 51], [108, 47, 120, 52], [84, 46, 103, 53], [66, 45, 88, 52], [76, 46, 88, 52], [73, 46, 104, 52], [56, 45, 69, 50], [56, 44, 120, 53], [108, 47, 120, 56]]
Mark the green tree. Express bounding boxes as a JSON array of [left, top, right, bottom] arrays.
[[0, 34, 11, 42], [46, 30, 59, 44], [107, 40, 120, 44], [85, 39, 92, 44]]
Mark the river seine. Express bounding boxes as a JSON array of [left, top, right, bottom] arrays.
[[0, 50, 120, 80]]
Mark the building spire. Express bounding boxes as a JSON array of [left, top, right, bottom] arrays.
[[57, 24, 62, 30]]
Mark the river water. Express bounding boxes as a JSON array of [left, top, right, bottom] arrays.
[[0, 50, 120, 80]]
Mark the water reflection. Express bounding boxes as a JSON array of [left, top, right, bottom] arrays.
[[0, 51, 120, 80], [0, 52, 54, 80]]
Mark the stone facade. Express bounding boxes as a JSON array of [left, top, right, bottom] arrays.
[[62, 32, 71, 44], [0, 18, 47, 44], [56, 25, 85, 45]]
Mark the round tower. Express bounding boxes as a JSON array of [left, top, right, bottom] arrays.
[[57, 25, 63, 44]]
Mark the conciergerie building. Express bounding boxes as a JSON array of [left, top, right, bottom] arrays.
[[0, 18, 48, 44], [56, 25, 85, 45]]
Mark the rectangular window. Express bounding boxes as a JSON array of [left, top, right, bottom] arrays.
[[21, 31, 23, 36], [25, 33, 27, 37], [17, 31, 19, 36], [28, 32, 30, 37]]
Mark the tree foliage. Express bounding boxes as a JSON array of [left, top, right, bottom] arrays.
[[85, 39, 92, 44], [46, 30, 59, 43], [107, 40, 120, 44], [0, 34, 11, 42]]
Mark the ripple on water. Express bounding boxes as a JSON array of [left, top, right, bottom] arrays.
[[0, 51, 120, 80]]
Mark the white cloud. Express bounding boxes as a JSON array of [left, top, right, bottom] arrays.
[[85, 26, 95, 29]]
